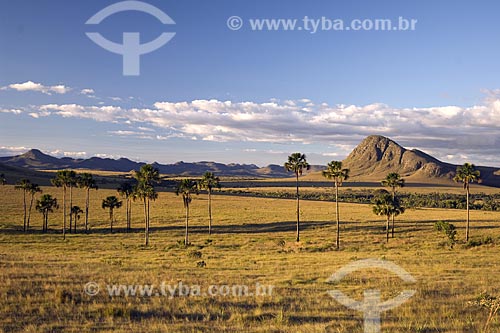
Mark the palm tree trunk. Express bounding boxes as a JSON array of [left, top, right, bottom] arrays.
[[208, 190, 212, 235], [296, 173, 300, 242], [62, 186, 66, 239], [335, 181, 340, 249], [27, 194, 34, 231], [125, 197, 129, 232], [185, 204, 189, 245], [110, 210, 113, 233], [69, 186, 74, 233], [386, 215, 390, 243], [128, 199, 132, 231], [147, 199, 150, 241], [466, 186, 470, 241], [391, 190, 395, 238], [44, 212, 48, 232], [85, 188, 90, 233], [144, 198, 148, 246], [22, 191, 27, 232]]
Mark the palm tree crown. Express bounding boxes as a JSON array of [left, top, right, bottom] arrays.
[[284, 153, 310, 176], [176, 179, 199, 208], [135, 164, 161, 186], [198, 172, 221, 192], [322, 161, 349, 184], [381, 172, 405, 194], [453, 163, 480, 189], [102, 196, 122, 211]]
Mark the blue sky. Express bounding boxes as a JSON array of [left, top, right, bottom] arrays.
[[1, 0, 500, 166]]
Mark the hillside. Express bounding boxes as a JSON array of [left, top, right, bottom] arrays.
[[340, 135, 500, 186]]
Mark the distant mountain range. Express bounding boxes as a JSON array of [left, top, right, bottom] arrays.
[[0, 149, 324, 178], [1, 135, 499, 186]]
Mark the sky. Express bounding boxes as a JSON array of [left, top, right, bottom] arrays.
[[1, 0, 500, 166]]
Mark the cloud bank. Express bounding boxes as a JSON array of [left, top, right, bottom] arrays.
[[2, 96, 500, 165]]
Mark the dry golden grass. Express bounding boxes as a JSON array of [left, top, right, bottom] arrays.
[[0, 184, 499, 332]]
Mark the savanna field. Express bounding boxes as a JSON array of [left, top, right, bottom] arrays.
[[0, 184, 499, 333]]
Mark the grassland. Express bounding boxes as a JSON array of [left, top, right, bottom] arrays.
[[0, 184, 499, 332]]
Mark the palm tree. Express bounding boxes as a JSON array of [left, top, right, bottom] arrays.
[[322, 161, 349, 249], [176, 179, 199, 245], [70, 206, 83, 231], [198, 172, 221, 235], [373, 193, 405, 242], [15, 179, 32, 232], [102, 196, 122, 233], [36, 194, 58, 233], [453, 163, 481, 241], [117, 182, 134, 232], [77, 173, 98, 233], [52, 170, 77, 239], [134, 164, 160, 245], [284, 153, 310, 242], [0, 173, 6, 185], [381, 172, 405, 238], [26, 183, 42, 231]]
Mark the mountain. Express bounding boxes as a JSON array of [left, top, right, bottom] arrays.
[[0, 150, 306, 178], [2, 137, 499, 185], [341, 135, 500, 186]]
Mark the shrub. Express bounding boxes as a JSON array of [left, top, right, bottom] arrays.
[[434, 221, 457, 248], [465, 236, 494, 248], [468, 292, 500, 332]]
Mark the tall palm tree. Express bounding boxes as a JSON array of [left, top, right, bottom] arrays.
[[284, 153, 310, 242], [36, 194, 58, 233], [15, 179, 32, 232], [381, 172, 405, 238], [322, 161, 349, 249], [52, 170, 77, 239], [198, 172, 221, 235], [70, 206, 83, 231], [26, 183, 42, 231], [453, 163, 481, 241], [102, 196, 122, 233], [373, 193, 405, 242], [78, 173, 98, 233], [176, 179, 199, 245], [118, 182, 134, 232], [0, 173, 6, 185], [134, 164, 160, 245]]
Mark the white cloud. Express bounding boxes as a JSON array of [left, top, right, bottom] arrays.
[[80, 88, 95, 95], [2, 81, 71, 95], [49, 150, 87, 158], [0, 146, 31, 156], [0, 108, 22, 114]]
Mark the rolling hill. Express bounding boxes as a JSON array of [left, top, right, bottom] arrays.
[[0, 149, 318, 178]]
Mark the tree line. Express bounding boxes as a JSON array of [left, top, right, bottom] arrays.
[[0, 157, 482, 247]]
